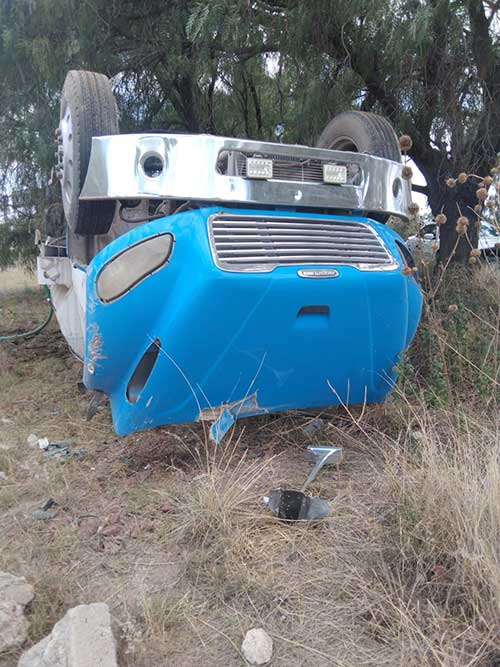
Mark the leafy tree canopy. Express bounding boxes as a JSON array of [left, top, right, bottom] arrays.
[[1, 0, 500, 266]]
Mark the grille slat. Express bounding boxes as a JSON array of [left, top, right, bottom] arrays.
[[209, 215, 397, 273], [212, 228, 377, 238], [218, 248, 389, 257], [214, 236, 380, 246], [217, 240, 386, 250], [219, 255, 386, 270], [212, 220, 372, 231]]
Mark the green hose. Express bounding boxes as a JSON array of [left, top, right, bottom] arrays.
[[0, 285, 53, 342]]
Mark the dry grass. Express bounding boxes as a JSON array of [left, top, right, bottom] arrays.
[[1, 266, 500, 666], [0, 265, 37, 293]]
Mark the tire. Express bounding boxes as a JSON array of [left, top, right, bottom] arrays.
[[316, 111, 401, 163], [58, 70, 119, 237]]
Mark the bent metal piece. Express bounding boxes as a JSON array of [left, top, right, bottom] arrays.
[[79, 134, 411, 220], [264, 446, 343, 521], [301, 446, 343, 491], [264, 489, 331, 522]]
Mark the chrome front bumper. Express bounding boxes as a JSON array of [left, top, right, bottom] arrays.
[[80, 134, 411, 220]]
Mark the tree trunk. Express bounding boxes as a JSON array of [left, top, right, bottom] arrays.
[[411, 154, 480, 265], [438, 179, 480, 265]]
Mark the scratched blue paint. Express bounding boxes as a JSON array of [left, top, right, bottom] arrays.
[[83, 207, 422, 436]]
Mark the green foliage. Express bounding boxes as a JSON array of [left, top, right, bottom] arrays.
[[2, 0, 500, 265], [0, 216, 35, 269], [399, 265, 500, 408]]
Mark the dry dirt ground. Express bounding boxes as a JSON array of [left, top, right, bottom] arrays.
[[0, 268, 388, 667], [2, 267, 499, 667]]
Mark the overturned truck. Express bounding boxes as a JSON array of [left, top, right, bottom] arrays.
[[38, 70, 422, 441]]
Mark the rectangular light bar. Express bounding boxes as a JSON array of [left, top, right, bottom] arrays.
[[323, 164, 347, 184], [246, 157, 273, 179]]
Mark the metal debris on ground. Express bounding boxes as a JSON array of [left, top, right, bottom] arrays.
[[301, 417, 325, 434], [264, 489, 332, 521], [32, 498, 59, 521], [302, 446, 342, 488], [44, 441, 87, 460], [263, 445, 343, 522], [26, 433, 38, 448], [37, 438, 87, 459], [0, 471, 8, 483]]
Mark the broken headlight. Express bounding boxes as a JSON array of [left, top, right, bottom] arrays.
[[96, 233, 173, 303]]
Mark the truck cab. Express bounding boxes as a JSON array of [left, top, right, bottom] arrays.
[[38, 70, 422, 442]]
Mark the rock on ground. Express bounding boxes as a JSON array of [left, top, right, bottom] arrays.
[[0, 600, 29, 653], [0, 572, 34, 653], [0, 572, 34, 607], [18, 603, 117, 667], [241, 627, 273, 665]]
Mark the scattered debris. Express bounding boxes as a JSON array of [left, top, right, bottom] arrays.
[[301, 417, 325, 434], [0, 572, 34, 653], [32, 509, 58, 521], [41, 441, 87, 460], [34, 437, 86, 459], [0, 471, 8, 483], [264, 488, 331, 521], [264, 446, 342, 522], [32, 498, 59, 521], [241, 628, 273, 665], [18, 603, 118, 667], [302, 446, 342, 489], [26, 433, 38, 448], [0, 417, 13, 424]]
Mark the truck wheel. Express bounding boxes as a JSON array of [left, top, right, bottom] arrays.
[[316, 111, 401, 163], [58, 70, 119, 237]]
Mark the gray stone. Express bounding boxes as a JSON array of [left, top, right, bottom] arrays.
[[0, 572, 34, 607], [18, 603, 117, 667], [0, 600, 29, 652], [241, 628, 273, 665], [26, 434, 38, 448]]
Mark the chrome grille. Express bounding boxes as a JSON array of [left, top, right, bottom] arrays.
[[216, 150, 362, 185], [208, 215, 398, 273]]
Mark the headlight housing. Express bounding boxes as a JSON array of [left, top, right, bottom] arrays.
[[96, 233, 173, 303]]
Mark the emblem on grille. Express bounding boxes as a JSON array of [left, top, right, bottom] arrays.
[[297, 269, 339, 279]]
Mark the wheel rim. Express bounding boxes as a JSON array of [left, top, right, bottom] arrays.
[[59, 104, 74, 218], [328, 135, 360, 152]]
